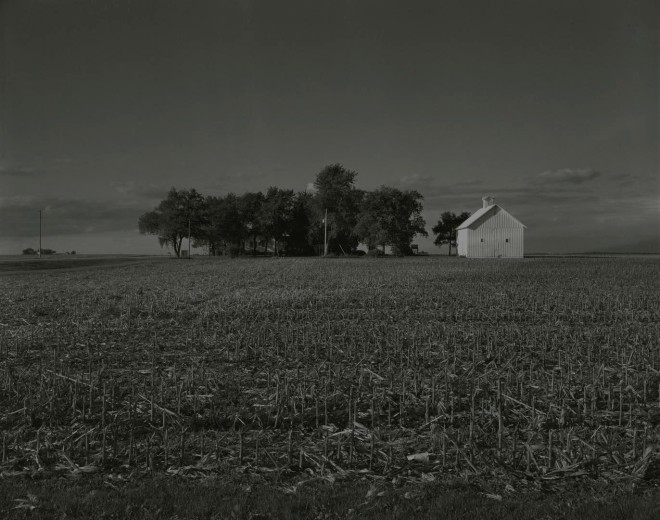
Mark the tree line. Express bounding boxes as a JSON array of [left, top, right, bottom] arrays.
[[138, 164, 469, 257]]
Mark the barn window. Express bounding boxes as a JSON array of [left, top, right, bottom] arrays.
[[480, 238, 484, 242], [506, 238, 509, 243]]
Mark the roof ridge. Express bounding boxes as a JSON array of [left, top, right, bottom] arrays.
[[456, 204, 526, 230]]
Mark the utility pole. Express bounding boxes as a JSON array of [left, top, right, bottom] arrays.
[[188, 217, 191, 259], [38, 210, 42, 258], [323, 208, 328, 257]]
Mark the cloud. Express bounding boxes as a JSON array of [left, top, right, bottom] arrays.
[[605, 172, 638, 187], [454, 178, 483, 186], [533, 168, 601, 185], [53, 157, 73, 164], [109, 181, 169, 200], [0, 164, 42, 177], [0, 196, 144, 238], [399, 174, 434, 186], [230, 170, 265, 180]]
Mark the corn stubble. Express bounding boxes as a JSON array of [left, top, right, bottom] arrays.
[[0, 257, 659, 491]]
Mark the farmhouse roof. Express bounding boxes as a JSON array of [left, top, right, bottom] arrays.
[[456, 204, 526, 230]]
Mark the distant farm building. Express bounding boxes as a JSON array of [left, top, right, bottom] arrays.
[[456, 197, 525, 258]]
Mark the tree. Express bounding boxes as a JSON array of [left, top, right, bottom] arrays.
[[314, 163, 357, 212], [22, 248, 36, 255], [238, 191, 265, 255], [138, 188, 208, 257], [285, 191, 316, 256], [205, 193, 245, 256], [313, 164, 363, 254], [258, 187, 296, 255], [432, 211, 471, 256], [354, 187, 427, 254], [353, 210, 388, 252]]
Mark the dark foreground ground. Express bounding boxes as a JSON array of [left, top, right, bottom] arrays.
[[1, 255, 659, 519], [2, 473, 659, 520], [0, 255, 168, 274]]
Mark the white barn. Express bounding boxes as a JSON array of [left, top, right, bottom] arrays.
[[456, 197, 525, 258]]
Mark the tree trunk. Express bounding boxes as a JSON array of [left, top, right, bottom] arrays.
[[447, 242, 451, 256]]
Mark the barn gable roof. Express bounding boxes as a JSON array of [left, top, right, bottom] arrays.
[[456, 204, 526, 230]]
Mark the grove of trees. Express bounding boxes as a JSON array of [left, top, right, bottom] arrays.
[[22, 248, 56, 255], [138, 164, 469, 257]]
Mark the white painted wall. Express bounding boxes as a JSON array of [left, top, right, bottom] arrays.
[[463, 227, 524, 257], [457, 229, 468, 256]]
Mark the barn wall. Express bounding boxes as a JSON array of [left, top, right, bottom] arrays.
[[457, 229, 468, 256], [465, 227, 524, 258]]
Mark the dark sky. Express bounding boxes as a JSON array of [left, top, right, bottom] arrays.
[[1, 0, 658, 254]]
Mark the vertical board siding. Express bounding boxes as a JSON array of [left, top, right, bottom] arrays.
[[477, 208, 523, 229], [457, 229, 468, 256], [465, 228, 524, 257]]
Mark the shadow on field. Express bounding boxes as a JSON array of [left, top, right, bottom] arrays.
[[1, 476, 659, 520], [0, 256, 167, 275]]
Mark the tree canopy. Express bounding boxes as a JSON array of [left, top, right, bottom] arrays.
[[138, 188, 208, 257], [238, 191, 265, 255], [258, 187, 296, 255], [355, 187, 427, 254], [313, 163, 357, 214], [204, 193, 244, 255], [313, 164, 363, 254]]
